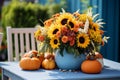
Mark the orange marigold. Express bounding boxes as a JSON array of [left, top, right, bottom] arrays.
[[62, 36, 68, 43], [37, 35, 45, 42], [52, 13, 60, 18], [44, 18, 54, 27]]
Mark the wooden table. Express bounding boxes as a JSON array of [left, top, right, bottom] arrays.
[[0, 59, 120, 80]]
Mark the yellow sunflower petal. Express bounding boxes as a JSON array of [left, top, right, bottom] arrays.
[[34, 29, 41, 38], [88, 29, 102, 43], [79, 14, 93, 23]]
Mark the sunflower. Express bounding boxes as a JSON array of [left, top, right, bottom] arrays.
[[47, 24, 61, 38], [91, 23, 100, 32], [50, 37, 60, 49], [77, 33, 90, 48], [56, 13, 74, 26], [88, 29, 102, 43], [79, 14, 92, 23]]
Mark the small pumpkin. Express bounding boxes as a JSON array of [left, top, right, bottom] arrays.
[[23, 50, 44, 63], [81, 53, 102, 74], [42, 53, 56, 70], [19, 50, 41, 70], [19, 57, 41, 70], [81, 59, 102, 74], [86, 52, 104, 68]]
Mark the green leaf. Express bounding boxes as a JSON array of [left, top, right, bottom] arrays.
[[60, 48, 64, 57], [74, 49, 80, 57]]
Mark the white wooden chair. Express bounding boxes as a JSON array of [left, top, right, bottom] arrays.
[[0, 32, 3, 46], [7, 27, 38, 61]]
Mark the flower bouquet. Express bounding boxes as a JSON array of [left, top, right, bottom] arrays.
[[34, 8, 109, 71]]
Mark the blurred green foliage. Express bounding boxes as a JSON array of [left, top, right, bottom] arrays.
[[1, 0, 66, 45], [2, 0, 66, 28]]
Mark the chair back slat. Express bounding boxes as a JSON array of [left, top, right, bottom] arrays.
[[7, 27, 37, 61], [31, 33, 36, 50], [7, 27, 14, 61], [20, 33, 24, 56], [14, 33, 19, 61], [25, 33, 30, 52]]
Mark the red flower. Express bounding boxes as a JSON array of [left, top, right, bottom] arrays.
[[70, 40, 75, 46]]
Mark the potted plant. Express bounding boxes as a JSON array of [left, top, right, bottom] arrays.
[[34, 8, 109, 70]]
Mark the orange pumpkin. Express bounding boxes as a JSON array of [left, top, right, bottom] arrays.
[[86, 52, 104, 68], [19, 57, 41, 70], [42, 59, 56, 70], [42, 53, 56, 70], [23, 50, 44, 63], [81, 59, 102, 74], [19, 50, 42, 70]]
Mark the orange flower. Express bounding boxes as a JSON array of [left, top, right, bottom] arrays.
[[52, 13, 60, 18], [73, 12, 80, 17], [73, 26, 79, 32], [79, 21, 84, 27], [61, 26, 68, 35], [37, 35, 45, 42], [62, 36, 68, 43], [74, 22, 79, 28], [56, 31, 61, 38], [73, 22, 79, 32], [73, 28, 79, 32], [44, 18, 54, 27], [61, 26, 68, 31], [73, 12, 80, 20]]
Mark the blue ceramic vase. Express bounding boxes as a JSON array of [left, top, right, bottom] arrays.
[[55, 49, 86, 70]]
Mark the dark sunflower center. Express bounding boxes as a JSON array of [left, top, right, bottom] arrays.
[[93, 27, 96, 31], [53, 29, 59, 34], [61, 18, 68, 25], [69, 22, 74, 28], [79, 37, 85, 43], [54, 39, 58, 44]]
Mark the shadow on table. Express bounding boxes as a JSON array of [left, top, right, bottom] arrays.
[[47, 67, 120, 80]]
